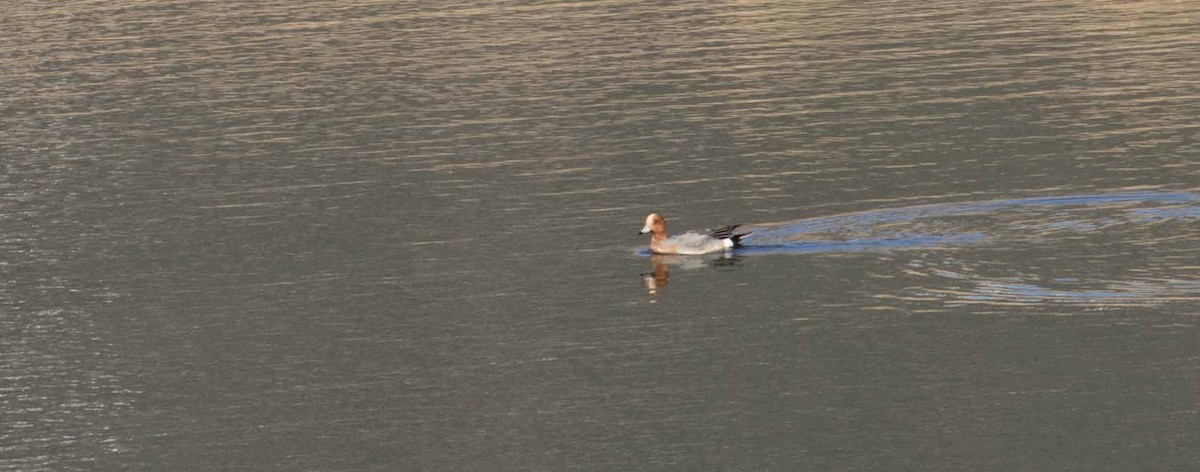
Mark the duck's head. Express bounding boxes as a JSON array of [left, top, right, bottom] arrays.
[[639, 213, 667, 236]]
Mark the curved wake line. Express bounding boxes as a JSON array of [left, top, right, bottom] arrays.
[[735, 232, 990, 255], [735, 190, 1200, 255]]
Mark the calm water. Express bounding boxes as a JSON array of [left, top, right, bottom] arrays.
[[3, 0, 1199, 470]]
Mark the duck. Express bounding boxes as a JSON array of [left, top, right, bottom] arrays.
[[638, 213, 752, 255]]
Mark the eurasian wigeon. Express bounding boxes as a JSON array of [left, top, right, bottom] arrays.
[[638, 213, 752, 255]]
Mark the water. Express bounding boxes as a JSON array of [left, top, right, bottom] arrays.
[[2, 1, 1198, 470]]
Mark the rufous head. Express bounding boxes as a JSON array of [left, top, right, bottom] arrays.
[[639, 213, 667, 238]]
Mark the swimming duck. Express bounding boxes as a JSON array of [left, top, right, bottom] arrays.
[[638, 213, 752, 254]]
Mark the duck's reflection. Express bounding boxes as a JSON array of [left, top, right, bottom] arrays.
[[642, 252, 741, 295]]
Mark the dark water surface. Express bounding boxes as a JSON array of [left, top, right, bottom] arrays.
[[3, 0, 1199, 470]]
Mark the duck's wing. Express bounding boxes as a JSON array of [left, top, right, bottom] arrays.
[[707, 224, 752, 244]]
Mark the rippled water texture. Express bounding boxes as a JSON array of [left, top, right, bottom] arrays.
[[2, 1, 1199, 470], [742, 192, 1200, 306]]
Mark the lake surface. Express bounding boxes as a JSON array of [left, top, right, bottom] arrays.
[[2, 0, 1199, 469]]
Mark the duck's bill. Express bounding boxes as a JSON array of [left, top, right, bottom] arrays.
[[638, 226, 651, 235]]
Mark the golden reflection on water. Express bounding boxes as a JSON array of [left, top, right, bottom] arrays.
[[643, 255, 669, 295]]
